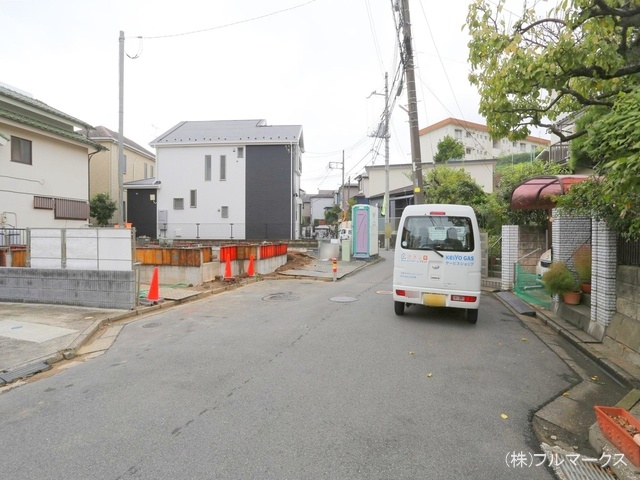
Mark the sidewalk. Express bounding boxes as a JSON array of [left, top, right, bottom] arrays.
[[491, 286, 640, 479]]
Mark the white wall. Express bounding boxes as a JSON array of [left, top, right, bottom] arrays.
[[420, 123, 547, 163], [364, 160, 496, 196], [310, 196, 334, 224], [156, 144, 246, 239], [0, 125, 90, 228]]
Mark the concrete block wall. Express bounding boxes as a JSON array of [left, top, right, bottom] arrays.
[[517, 226, 547, 273], [501, 225, 546, 290], [0, 268, 136, 309], [480, 232, 488, 278], [603, 265, 640, 366]]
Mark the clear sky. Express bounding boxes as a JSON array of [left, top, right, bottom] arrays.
[[1, 0, 537, 194]]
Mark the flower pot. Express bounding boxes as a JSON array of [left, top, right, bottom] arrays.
[[594, 406, 640, 467], [580, 282, 591, 294], [562, 291, 581, 305]]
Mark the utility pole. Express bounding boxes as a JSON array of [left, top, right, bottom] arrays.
[[383, 72, 390, 250], [118, 31, 125, 226], [341, 150, 345, 212], [328, 152, 345, 216], [400, 0, 423, 204], [368, 73, 391, 250]]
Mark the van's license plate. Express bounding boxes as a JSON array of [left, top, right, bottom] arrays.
[[423, 293, 446, 307]]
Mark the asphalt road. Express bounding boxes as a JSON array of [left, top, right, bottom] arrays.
[[0, 257, 577, 479]]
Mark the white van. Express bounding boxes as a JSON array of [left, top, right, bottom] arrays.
[[392, 204, 481, 323]]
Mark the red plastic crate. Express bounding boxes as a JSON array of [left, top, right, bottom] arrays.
[[594, 406, 640, 467]]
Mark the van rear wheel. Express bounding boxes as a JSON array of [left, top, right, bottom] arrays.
[[466, 309, 478, 324], [394, 301, 405, 316]]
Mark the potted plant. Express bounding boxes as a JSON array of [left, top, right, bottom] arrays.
[[574, 245, 592, 294], [542, 261, 581, 305]]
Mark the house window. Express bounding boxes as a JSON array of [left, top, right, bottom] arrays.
[[123, 155, 128, 174], [466, 147, 472, 155], [205, 155, 212, 181], [237, 147, 244, 159], [454, 129, 462, 140], [520, 143, 526, 151], [466, 131, 472, 138], [493, 139, 500, 148], [221, 206, 229, 218], [190, 190, 197, 208], [220, 155, 226, 180], [144, 163, 148, 178], [150, 165, 154, 177], [11, 136, 32, 165], [173, 198, 184, 210]]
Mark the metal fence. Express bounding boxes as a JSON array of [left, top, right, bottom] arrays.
[[618, 235, 640, 266]]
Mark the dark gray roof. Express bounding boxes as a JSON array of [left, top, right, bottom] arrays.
[[82, 126, 155, 159], [150, 119, 304, 151]]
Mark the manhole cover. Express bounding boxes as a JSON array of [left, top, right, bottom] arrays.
[[142, 322, 161, 328], [262, 292, 301, 302], [330, 296, 358, 303]]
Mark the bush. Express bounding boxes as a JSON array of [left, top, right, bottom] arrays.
[[542, 262, 578, 295]]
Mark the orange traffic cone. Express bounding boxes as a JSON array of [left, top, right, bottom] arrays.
[[147, 266, 161, 302], [247, 254, 255, 277], [224, 252, 233, 280]]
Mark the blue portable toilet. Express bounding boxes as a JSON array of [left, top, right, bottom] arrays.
[[352, 204, 379, 259]]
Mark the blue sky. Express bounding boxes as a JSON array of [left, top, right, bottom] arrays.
[[1, 0, 533, 193]]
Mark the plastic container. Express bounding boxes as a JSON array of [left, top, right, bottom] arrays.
[[594, 406, 640, 467]]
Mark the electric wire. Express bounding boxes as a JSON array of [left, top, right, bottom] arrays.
[[132, 1, 317, 40]]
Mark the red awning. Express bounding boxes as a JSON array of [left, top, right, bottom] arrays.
[[510, 175, 590, 210]]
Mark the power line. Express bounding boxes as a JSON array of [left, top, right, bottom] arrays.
[[132, 1, 317, 40]]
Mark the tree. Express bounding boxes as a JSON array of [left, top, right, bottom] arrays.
[[467, 0, 640, 143], [434, 135, 465, 163], [557, 86, 640, 237], [90, 193, 117, 227], [492, 160, 568, 230], [467, 0, 640, 237], [324, 205, 341, 226], [422, 167, 489, 230]]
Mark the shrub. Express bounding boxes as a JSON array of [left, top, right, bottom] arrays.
[[542, 262, 578, 295]]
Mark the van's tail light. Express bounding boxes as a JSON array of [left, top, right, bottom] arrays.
[[396, 289, 406, 297], [451, 295, 477, 303]]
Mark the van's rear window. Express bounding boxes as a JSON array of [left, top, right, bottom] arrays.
[[400, 215, 474, 252]]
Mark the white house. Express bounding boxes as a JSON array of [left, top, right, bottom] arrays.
[[309, 190, 336, 225], [0, 84, 102, 230], [357, 159, 498, 198], [150, 119, 304, 241], [419, 117, 550, 163]]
